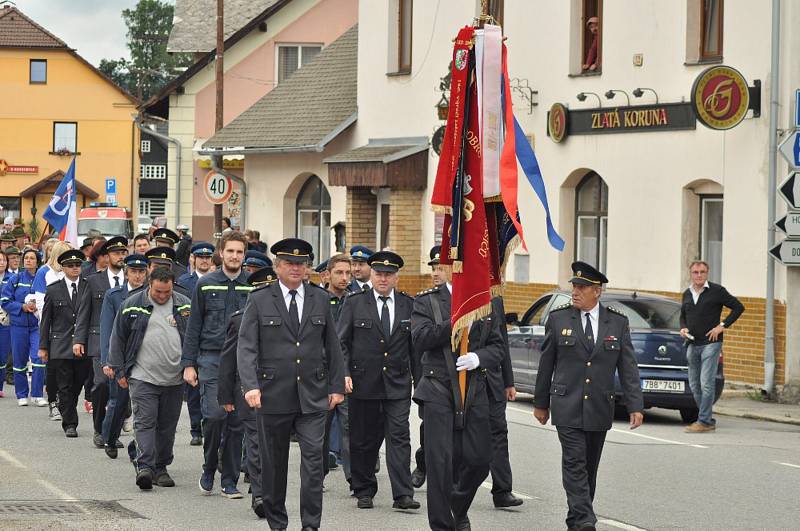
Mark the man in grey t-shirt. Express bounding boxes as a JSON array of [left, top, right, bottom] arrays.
[[109, 268, 191, 491]]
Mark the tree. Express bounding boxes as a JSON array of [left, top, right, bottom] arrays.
[[99, 0, 192, 101]]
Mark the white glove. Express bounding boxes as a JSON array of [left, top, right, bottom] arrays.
[[456, 352, 480, 372]]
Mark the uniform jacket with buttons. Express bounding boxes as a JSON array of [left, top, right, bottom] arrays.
[[181, 269, 251, 365], [237, 281, 345, 415], [337, 288, 415, 400], [410, 285, 505, 407], [39, 278, 87, 359], [533, 304, 643, 431], [486, 296, 515, 403], [99, 284, 130, 366], [218, 310, 243, 407], [1, 270, 39, 328], [73, 270, 112, 357], [107, 289, 192, 379]]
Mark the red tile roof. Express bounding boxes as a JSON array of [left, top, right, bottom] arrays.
[[0, 5, 68, 49]]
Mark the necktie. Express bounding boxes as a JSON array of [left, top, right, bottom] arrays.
[[584, 312, 594, 348], [114, 275, 120, 288], [289, 289, 300, 327], [379, 296, 391, 337], [70, 282, 77, 306]]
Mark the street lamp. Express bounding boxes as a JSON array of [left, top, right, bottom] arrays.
[[604, 89, 631, 106], [632, 87, 659, 104], [576, 91, 602, 107]]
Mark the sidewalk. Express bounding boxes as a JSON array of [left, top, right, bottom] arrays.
[[714, 390, 800, 426]]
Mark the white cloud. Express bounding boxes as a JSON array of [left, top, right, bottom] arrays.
[[13, 0, 175, 66]]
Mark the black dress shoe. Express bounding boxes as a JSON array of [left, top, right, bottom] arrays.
[[64, 427, 78, 438], [357, 496, 373, 509], [252, 497, 265, 518], [114, 440, 124, 449], [93, 433, 105, 448], [300, 527, 317, 531], [576, 524, 596, 531], [493, 492, 524, 508], [190, 435, 202, 446], [155, 470, 175, 487], [136, 468, 154, 490], [392, 495, 420, 510], [455, 516, 471, 530], [104, 444, 118, 459], [411, 467, 425, 488]]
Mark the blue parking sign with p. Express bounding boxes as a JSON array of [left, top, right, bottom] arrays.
[[105, 178, 116, 195]]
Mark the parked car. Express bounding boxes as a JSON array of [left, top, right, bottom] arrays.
[[137, 216, 152, 234], [506, 290, 724, 423]]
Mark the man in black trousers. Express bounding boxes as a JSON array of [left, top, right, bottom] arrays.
[[533, 261, 644, 531], [238, 238, 345, 531], [411, 265, 505, 531], [38, 249, 89, 438], [337, 251, 419, 511]]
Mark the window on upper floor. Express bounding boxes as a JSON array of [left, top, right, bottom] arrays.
[[581, 0, 602, 73], [30, 59, 47, 84], [140, 164, 166, 180], [685, 0, 723, 64], [141, 140, 151, 153], [398, 0, 413, 73], [277, 44, 322, 84], [53, 122, 77, 153]]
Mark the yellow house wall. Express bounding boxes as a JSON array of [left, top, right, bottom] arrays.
[[0, 48, 139, 231]]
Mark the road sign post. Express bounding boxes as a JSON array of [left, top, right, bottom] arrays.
[[203, 171, 232, 205], [778, 130, 800, 170], [775, 212, 800, 237], [778, 172, 800, 209], [769, 240, 800, 265]]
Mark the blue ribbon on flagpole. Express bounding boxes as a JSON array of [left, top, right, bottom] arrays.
[[513, 116, 565, 251]]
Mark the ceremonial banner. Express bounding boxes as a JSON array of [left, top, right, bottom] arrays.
[[43, 158, 78, 247]]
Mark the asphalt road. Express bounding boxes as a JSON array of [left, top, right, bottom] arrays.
[[1, 387, 799, 530]]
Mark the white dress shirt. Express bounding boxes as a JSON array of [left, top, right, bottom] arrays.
[[279, 281, 305, 319], [582, 303, 600, 338], [107, 268, 124, 289], [688, 281, 709, 304], [445, 282, 452, 294], [357, 280, 372, 290], [373, 288, 395, 331]]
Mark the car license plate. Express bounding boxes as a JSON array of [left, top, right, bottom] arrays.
[[641, 379, 685, 392]]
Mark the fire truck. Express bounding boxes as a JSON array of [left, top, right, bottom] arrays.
[[77, 203, 134, 240]]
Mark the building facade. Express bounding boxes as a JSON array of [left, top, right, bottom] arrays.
[[0, 5, 140, 235], [138, 125, 169, 223]]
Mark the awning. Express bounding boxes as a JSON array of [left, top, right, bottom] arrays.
[[19, 170, 99, 199], [324, 138, 429, 189]]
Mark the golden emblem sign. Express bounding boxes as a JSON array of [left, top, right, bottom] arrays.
[[691, 65, 750, 130], [548, 103, 568, 143]]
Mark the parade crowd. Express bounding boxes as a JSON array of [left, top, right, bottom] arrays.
[[0, 224, 649, 531]]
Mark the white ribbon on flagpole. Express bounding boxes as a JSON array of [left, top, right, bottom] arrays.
[[481, 24, 502, 199]]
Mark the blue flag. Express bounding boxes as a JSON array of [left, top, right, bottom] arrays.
[[43, 158, 78, 245]]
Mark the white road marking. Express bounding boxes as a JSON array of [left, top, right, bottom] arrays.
[[479, 481, 536, 500], [775, 461, 800, 469], [597, 517, 648, 530], [506, 404, 709, 449], [37, 479, 79, 503], [0, 448, 26, 468]]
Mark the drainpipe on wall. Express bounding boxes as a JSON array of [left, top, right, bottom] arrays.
[[211, 158, 247, 231], [134, 114, 183, 226], [764, 0, 781, 397]]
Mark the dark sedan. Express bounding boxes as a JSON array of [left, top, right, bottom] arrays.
[[506, 290, 724, 423]]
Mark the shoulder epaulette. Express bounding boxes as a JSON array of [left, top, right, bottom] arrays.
[[606, 305, 627, 318], [251, 282, 272, 293], [397, 290, 414, 300], [346, 289, 368, 298], [231, 309, 243, 317], [415, 285, 441, 297], [551, 303, 572, 312], [307, 282, 328, 293]]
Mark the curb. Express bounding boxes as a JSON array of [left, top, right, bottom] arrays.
[[713, 406, 800, 426]]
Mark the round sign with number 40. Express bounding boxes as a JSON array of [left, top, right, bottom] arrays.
[[203, 171, 233, 204]]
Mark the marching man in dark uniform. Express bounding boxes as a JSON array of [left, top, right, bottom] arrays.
[[533, 262, 644, 531], [73, 235, 128, 448], [347, 245, 373, 293], [38, 249, 89, 438], [411, 265, 506, 531], [152, 228, 187, 278], [237, 238, 345, 531], [337, 251, 420, 511], [218, 265, 276, 519]]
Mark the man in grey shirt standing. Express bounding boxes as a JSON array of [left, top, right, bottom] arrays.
[[109, 268, 192, 490]]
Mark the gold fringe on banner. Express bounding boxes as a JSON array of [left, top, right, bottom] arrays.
[[484, 194, 503, 203], [452, 260, 463, 273], [451, 301, 493, 352], [501, 234, 522, 279], [491, 282, 505, 297], [431, 205, 453, 215]]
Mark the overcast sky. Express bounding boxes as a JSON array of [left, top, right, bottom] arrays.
[[13, 0, 175, 66]]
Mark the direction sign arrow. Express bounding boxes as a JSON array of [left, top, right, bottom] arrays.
[[775, 212, 800, 237], [778, 131, 800, 169], [778, 172, 800, 209], [769, 239, 800, 265]]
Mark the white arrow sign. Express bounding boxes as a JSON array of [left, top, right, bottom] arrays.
[[769, 239, 800, 265], [779, 131, 800, 169], [778, 172, 800, 209], [775, 212, 800, 237]]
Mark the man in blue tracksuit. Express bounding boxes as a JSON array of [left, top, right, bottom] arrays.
[[181, 231, 250, 498], [99, 254, 149, 458], [177, 242, 214, 446]]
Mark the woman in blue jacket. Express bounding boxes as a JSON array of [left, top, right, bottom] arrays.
[[1, 248, 43, 406], [0, 252, 11, 399]]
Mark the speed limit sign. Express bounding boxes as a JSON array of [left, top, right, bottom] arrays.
[[203, 171, 232, 204]]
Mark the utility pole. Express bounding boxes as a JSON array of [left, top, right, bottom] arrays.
[[214, 0, 224, 235]]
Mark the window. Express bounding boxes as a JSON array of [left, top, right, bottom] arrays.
[[700, 195, 723, 283], [140, 164, 167, 180], [277, 44, 322, 83], [30, 59, 47, 84], [53, 122, 77, 153], [581, 0, 602, 73], [141, 140, 151, 153], [0, 197, 21, 224], [397, 0, 413, 73], [575, 172, 608, 271], [700, 0, 723, 60], [295, 175, 331, 264], [138, 198, 166, 217]]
